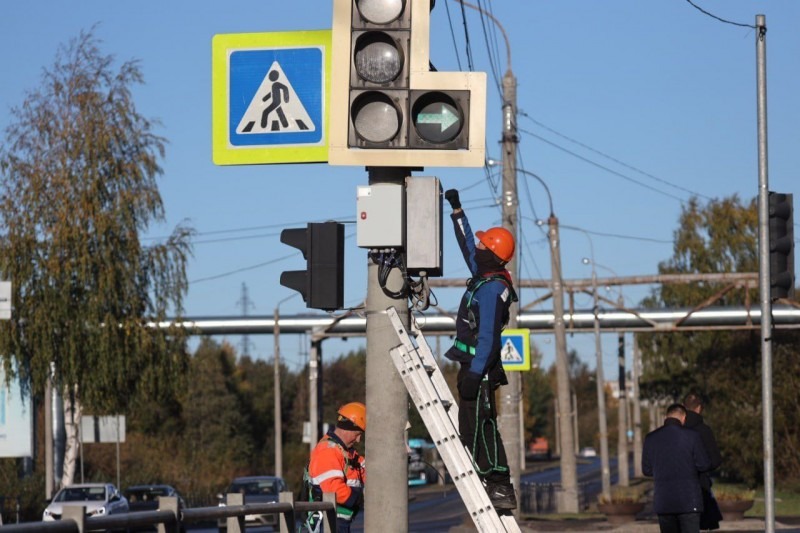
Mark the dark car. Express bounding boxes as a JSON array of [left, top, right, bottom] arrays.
[[124, 485, 186, 532], [217, 475, 287, 529], [125, 484, 185, 512]]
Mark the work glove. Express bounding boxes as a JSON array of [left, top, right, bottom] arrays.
[[458, 372, 483, 401], [445, 189, 461, 210]]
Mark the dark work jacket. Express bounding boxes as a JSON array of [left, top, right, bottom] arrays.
[[642, 418, 711, 514], [444, 211, 516, 384], [683, 410, 722, 491]]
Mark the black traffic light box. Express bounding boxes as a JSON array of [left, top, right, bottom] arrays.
[[280, 222, 344, 311], [768, 191, 794, 300]]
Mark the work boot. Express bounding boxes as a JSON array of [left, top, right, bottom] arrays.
[[486, 481, 517, 510]]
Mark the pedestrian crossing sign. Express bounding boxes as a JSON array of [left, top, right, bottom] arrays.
[[212, 30, 331, 165], [500, 329, 531, 371]]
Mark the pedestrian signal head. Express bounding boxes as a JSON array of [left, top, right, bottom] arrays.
[[337, 402, 367, 432], [476, 227, 515, 263]]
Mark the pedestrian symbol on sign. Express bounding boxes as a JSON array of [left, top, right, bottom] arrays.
[[236, 61, 316, 135]]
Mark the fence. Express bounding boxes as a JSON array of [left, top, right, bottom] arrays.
[[0, 491, 338, 532], [519, 481, 590, 514]]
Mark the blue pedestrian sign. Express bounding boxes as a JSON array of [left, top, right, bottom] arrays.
[[212, 31, 331, 165], [500, 329, 531, 371]]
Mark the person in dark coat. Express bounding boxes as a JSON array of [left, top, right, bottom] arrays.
[[643, 403, 711, 533], [442, 188, 519, 511], [683, 393, 723, 530]]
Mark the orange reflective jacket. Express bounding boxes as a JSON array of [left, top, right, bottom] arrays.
[[308, 430, 366, 521]]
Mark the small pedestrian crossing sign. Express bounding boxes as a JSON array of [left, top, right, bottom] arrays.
[[500, 329, 531, 371], [212, 30, 331, 165]]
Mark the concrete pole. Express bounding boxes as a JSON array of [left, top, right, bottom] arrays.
[[364, 167, 409, 533], [549, 216, 579, 512], [617, 329, 629, 486], [45, 378, 54, 500], [632, 335, 643, 478], [499, 68, 524, 501], [273, 306, 283, 478], [308, 338, 320, 451], [755, 14, 775, 532], [590, 265, 611, 499], [571, 391, 579, 455]]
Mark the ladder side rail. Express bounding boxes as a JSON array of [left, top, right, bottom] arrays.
[[390, 345, 507, 531], [407, 319, 460, 423]]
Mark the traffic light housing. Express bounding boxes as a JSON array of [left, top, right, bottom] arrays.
[[329, 0, 486, 167], [768, 191, 794, 300], [280, 222, 345, 311]]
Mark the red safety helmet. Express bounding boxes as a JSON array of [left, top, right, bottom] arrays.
[[337, 402, 367, 432], [476, 227, 515, 263]]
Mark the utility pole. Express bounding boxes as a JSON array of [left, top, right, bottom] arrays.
[[365, 167, 409, 533], [548, 215, 579, 512], [237, 282, 254, 357], [632, 335, 643, 478], [499, 68, 524, 503], [273, 306, 283, 478], [588, 259, 611, 499], [755, 14, 776, 533], [617, 325, 629, 486]]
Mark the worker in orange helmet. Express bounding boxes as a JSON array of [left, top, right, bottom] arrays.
[[443, 188, 518, 511], [304, 402, 366, 532]]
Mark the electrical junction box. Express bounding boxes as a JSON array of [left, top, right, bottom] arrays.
[[405, 176, 443, 277], [356, 183, 405, 248]]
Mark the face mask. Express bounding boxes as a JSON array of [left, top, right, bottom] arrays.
[[475, 247, 503, 274]]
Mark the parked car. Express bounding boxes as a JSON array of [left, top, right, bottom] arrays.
[[408, 438, 441, 486], [217, 475, 287, 529], [42, 482, 129, 521], [579, 446, 598, 458], [124, 484, 186, 512]]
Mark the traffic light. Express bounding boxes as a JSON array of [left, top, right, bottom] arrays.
[[329, 0, 486, 167], [280, 222, 344, 311], [768, 191, 794, 300]]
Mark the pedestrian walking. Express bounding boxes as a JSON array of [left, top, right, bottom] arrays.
[[683, 393, 723, 531], [443, 188, 518, 510], [643, 403, 711, 533]]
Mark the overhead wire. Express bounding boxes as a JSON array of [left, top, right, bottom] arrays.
[[684, 0, 756, 29], [519, 112, 711, 201]]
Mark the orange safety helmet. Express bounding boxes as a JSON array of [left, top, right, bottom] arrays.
[[475, 227, 515, 263], [337, 402, 367, 432]]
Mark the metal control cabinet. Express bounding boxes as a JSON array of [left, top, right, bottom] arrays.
[[405, 177, 443, 276], [356, 184, 405, 248]]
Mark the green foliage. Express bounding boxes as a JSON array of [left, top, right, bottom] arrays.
[[0, 28, 193, 413], [638, 195, 800, 486]]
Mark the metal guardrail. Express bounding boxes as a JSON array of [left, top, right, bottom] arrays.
[[520, 481, 590, 514], [0, 492, 338, 533]]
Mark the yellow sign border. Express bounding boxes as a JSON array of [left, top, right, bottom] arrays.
[[501, 328, 531, 372], [212, 30, 331, 166]]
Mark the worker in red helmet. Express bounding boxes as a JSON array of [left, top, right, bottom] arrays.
[[443, 188, 518, 511], [303, 402, 366, 532]]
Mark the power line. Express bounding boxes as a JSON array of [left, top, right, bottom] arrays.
[[518, 127, 686, 202], [684, 0, 756, 29], [519, 112, 711, 201]]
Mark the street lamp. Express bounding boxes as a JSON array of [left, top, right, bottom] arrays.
[[580, 254, 612, 501], [273, 293, 299, 478]]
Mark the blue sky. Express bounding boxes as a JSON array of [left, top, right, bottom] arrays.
[[1, 1, 798, 378]]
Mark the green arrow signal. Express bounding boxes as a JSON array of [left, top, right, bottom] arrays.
[[416, 105, 459, 132]]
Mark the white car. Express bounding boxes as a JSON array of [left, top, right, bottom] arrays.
[[43, 482, 129, 521], [579, 446, 598, 458]]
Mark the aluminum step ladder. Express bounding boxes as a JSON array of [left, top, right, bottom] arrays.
[[386, 306, 522, 533]]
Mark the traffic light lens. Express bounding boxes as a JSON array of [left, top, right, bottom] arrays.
[[351, 92, 402, 143], [355, 0, 405, 25], [411, 92, 463, 144], [354, 33, 403, 84]]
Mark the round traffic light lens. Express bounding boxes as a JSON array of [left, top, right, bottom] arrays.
[[411, 92, 463, 144], [354, 33, 403, 84], [356, 0, 405, 25], [351, 92, 402, 144]]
